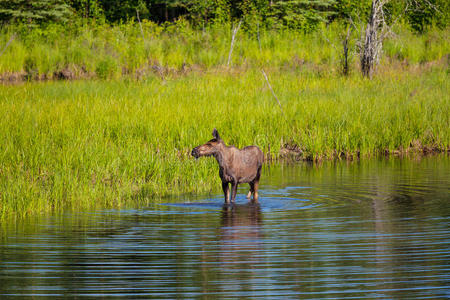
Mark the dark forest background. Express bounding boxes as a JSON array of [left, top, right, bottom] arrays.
[[0, 0, 448, 33]]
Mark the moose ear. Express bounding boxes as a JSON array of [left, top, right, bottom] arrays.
[[212, 128, 221, 140]]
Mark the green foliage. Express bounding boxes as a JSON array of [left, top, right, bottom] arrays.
[[383, 24, 449, 64], [181, 0, 217, 26], [0, 0, 70, 25], [214, 0, 232, 24], [67, 0, 104, 20], [332, 0, 371, 21], [406, 0, 449, 33], [239, 0, 267, 35], [23, 55, 37, 77], [0, 66, 448, 217], [0, 19, 448, 218], [267, 0, 336, 32], [1, 0, 448, 35], [100, 0, 147, 22], [95, 56, 119, 79], [0, 20, 448, 77]]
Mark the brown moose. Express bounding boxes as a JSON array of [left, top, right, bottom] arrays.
[[191, 129, 264, 203]]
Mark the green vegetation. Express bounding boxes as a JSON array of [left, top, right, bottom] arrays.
[[0, 1, 448, 218], [0, 20, 448, 81], [0, 1, 448, 81], [1, 63, 449, 218], [1, 0, 448, 34]]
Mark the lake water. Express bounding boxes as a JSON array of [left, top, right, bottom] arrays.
[[1, 156, 449, 298]]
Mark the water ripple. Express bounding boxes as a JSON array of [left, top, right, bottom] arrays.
[[1, 157, 449, 298]]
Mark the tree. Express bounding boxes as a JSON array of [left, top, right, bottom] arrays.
[[66, 0, 104, 20], [358, 0, 446, 77], [99, 0, 148, 22], [145, 0, 187, 23], [332, 0, 372, 23], [267, 0, 336, 32], [183, 0, 217, 25], [0, 0, 70, 25], [406, 0, 449, 33], [359, 0, 387, 78]]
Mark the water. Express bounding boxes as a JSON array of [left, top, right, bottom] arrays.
[[1, 156, 449, 299]]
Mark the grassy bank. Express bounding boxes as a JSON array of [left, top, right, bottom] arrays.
[[0, 64, 449, 218], [0, 21, 449, 80]]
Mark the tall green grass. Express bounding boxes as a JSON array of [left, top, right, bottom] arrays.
[[0, 20, 448, 218], [0, 65, 449, 218], [0, 21, 448, 79]]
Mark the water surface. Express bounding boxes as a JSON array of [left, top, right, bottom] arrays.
[[1, 156, 449, 298]]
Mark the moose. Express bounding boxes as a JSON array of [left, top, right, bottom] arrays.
[[191, 129, 264, 203]]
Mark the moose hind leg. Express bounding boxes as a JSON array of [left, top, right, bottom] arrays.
[[247, 182, 254, 199], [252, 166, 262, 202], [252, 181, 260, 202], [222, 182, 230, 203]]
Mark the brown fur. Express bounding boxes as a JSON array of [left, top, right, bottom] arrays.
[[191, 129, 264, 203]]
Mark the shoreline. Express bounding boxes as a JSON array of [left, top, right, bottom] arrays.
[[1, 152, 448, 221], [0, 56, 447, 84], [275, 144, 450, 162]]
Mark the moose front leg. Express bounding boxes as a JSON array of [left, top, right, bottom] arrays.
[[230, 181, 238, 203], [222, 182, 230, 203]]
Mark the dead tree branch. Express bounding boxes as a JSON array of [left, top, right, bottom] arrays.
[[359, 0, 429, 78], [0, 33, 16, 58], [227, 20, 242, 67], [136, 9, 145, 41], [342, 25, 353, 76], [261, 69, 284, 114]]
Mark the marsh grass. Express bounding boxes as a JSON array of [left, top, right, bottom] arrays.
[[0, 64, 449, 218], [0, 21, 448, 80], [0, 20, 449, 218]]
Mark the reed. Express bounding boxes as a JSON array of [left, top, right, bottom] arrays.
[[0, 20, 448, 218], [0, 64, 448, 218], [0, 21, 448, 80]]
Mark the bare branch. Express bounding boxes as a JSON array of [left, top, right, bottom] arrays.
[[261, 69, 284, 114], [342, 25, 353, 76], [0, 33, 16, 58], [227, 20, 242, 67], [409, 0, 440, 13], [136, 9, 145, 41], [347, 16, 360, 36], [257, 22, 262, 53]]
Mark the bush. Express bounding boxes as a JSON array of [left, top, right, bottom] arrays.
[[96, 56, 119, 79]]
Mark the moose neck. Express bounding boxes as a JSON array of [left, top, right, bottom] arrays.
[[212, 144, 227, 169]]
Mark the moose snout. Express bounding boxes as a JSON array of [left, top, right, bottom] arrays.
[[191, 147, 199, 158]]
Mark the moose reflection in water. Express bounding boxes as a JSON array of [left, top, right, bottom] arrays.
[[220, 203, 263, 255], [191, 129, 264, 203], [217, 203, 264, 284]]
